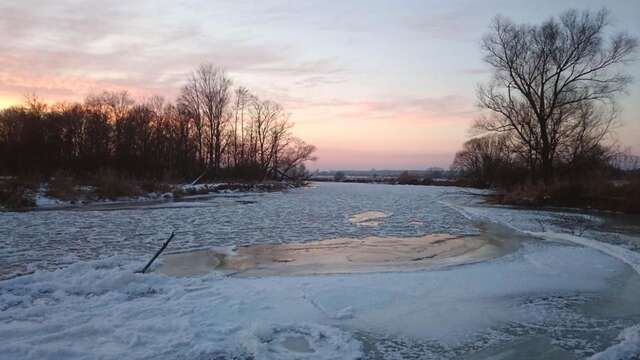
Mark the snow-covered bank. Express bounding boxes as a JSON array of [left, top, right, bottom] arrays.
[[29, 182, 293, 211]]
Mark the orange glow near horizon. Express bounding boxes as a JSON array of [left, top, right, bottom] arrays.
[[0, 1, 638, 169], [0, 97, 19, 110]]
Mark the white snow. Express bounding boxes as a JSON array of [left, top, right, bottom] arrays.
[[34, 193, 71, 208], [0, 256, 365, 359], [590, 325, 640, 360], [0, 241, 632, 359], [179, 182, 225, 193]]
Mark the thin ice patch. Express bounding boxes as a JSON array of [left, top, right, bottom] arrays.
[[239, 323, 363, 360], [589, 325, 640, 360]]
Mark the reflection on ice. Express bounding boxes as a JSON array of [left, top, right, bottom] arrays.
[[348, 210, 389, 226], [156, 233, 498, 277]]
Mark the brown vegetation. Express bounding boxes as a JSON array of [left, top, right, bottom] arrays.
[[91, 171, 144, 200], [0, 178, 36, 210], [489, 176, 640, 213], [45, 172, 82, 201]]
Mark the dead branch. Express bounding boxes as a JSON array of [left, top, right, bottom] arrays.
[[137, 231, 176, 274]]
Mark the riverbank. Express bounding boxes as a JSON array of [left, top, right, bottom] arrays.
[[487, 179, 640, 214], [0, 176, 300, 211]]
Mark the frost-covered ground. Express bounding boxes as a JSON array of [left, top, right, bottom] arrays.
[[1, 182, 640, 359]]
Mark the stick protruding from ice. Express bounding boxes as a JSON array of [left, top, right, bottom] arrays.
[[137, 231, 176, 274]]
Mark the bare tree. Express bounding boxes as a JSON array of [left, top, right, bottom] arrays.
[[232, 86, 251, 167], [24, 93, 47, 115], [452, 134, 514, 186], [558, 101, 617, 166], [85, 91, 134, 123], [0, 65, 316, 182], [178, 79, 205, 168], [179, 64, 231, 174], [269, 113, 294, 178], [249, 98, 283, 175], [476, 8, 637, 185], [278, 138, 317, 176]]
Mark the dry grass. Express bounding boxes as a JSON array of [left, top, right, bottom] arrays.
[[140, 179, 173, 194], [491, 177, 640, 213], [46, 172, 83, 201], [92, 170, 143, 200], [0, 177, 37, 210]]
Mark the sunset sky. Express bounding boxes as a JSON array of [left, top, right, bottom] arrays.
[[1, 0, 638, 170]]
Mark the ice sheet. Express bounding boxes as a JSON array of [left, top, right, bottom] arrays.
[[2, 183, 640, 359], [0, 241, 635, 359], [1, 183, 476, 279]]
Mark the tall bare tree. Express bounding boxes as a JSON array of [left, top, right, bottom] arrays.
[[249, 99, 283, 174], [178, 79, 205, 168], [180, 64, 231, 174], [232, 86, 251, 167], [476, 8, 637, 184], [85, 91, 134, 123]]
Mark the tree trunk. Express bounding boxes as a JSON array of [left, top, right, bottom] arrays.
[[541, 149, 553, 186], [539, 117, 553, 186]]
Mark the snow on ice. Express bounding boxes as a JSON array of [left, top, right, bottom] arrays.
[[1, 183, 640, 359]]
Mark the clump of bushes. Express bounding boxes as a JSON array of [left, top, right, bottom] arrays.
[[396, 171, 419, 185], [140, 179, 173, 194], [46, 172, 82, 201], [92, 170, 143, 200], [491, 177, 640, 213], [0, 178, 36, 210]]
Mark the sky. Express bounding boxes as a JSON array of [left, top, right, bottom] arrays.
[[0, 0, 638, 170]]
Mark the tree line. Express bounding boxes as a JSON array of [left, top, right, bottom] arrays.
[[452, 8, 638, 188], [0, 65, 316, 181]]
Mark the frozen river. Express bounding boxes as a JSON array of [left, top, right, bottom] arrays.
[[1, 182, 640, 359], [1, 182, 479, 279]]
